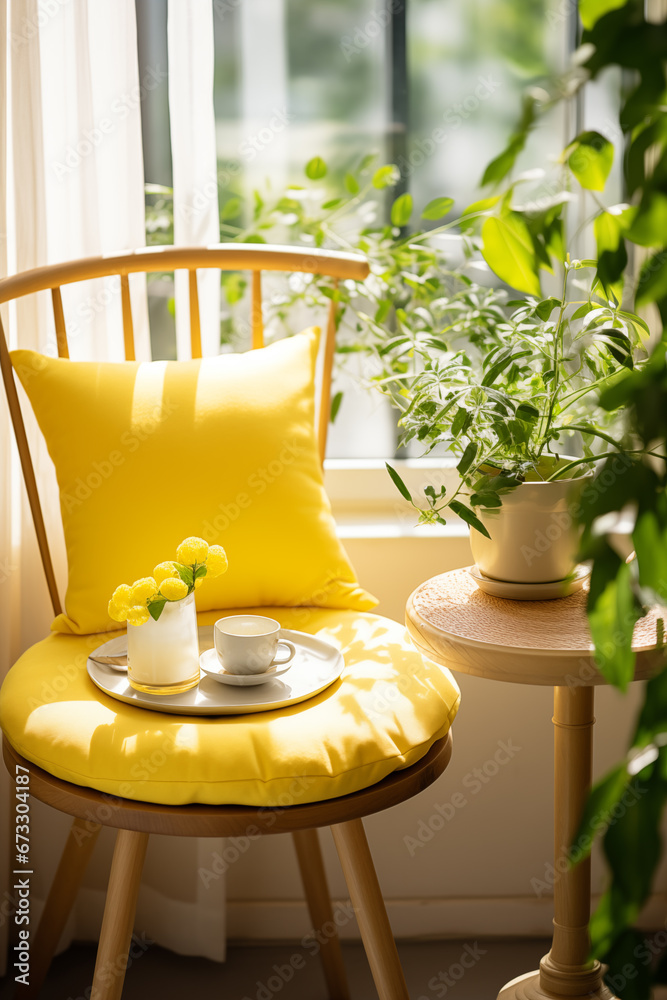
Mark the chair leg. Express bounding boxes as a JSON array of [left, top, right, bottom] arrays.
[[331, 818, 409, 1000], [21, 817, 101, 999], [90, 830, 149, 1000], [292, 829, 351, 1000]]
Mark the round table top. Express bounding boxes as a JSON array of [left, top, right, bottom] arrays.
[[405, 568, 666, 686]]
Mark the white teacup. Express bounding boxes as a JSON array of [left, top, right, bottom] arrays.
[[214, 615, 296, 675]]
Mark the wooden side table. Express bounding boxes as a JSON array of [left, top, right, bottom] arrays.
[[406, 568, 665, 1000]]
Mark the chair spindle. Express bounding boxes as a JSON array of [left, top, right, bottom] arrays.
[[189, 270, 202, 359], [318, 280, 339, 465], [0, 314, 63, 616], [51, 287, 69, 359], [251, 270, 263, 349], [120, 274, 136, 361]]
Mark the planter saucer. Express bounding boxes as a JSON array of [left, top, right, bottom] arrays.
[[467, 563, 590, 601]]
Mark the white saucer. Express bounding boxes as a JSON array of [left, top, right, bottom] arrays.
[[467, 563, 590, 601], [199, 647, 293, 686]]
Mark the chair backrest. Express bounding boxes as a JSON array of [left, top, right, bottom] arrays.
[[0, 243, 369, 617]]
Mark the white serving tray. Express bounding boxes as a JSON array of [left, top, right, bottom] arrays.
[[86, 626, 344, 716]]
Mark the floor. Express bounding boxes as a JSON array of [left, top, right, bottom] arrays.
[[0, 937, 550, 1000]]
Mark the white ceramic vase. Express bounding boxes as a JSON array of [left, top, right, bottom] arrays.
[[469, 470, 593, 584], [127, 592, 200, 695]]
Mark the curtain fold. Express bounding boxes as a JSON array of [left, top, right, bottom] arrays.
[[168, 0, 221, 359], [1, 0, 225, 970]]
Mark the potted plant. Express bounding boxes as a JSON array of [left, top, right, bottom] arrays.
[[379, 256, 649, 587]]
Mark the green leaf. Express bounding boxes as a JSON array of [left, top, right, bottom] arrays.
[[590, 886, 638, 962], [450, 500, 491, 538], [391, 193, 413, 228], [591, 763, 667, 960], [535, 297, 560, 321], [569, 763, 629, 864], [481, 97, 535, 186], [515, 402, 540, 423], [322, 198, 343, 210], [633, 494, 667, 594], [595, 329, 634, 369], [567, 131, 614, 191], [222, 272, 247, 305], [344, 172, 360, 195], [632, 661, 667, 748], [456, 441, 478, 476], [587, 548, 641, 691], [460, 195, 500, 232], [175, 564, 194, 589], [481, 214, 541, 295], [358, 153, 377, 173], [220, 197, 241, 221], [305, 156, 327, 180], [594, 211, 627, 296], [626, 193, 667, 248], [331, 390, 343, 423], [147, 598, 167, 622], [636, 250, 667, 307], [194, 564, 207, 581], [421, 197, 454, 221], [252, 190, 264, 220], [385, 462, 412, 502], [595, 211, 622, 254], [579, 0, 629, 30], [374, 300, 392, 325], [451, 406, 472, 437], [481, 348, 532, 387], [372, 164, 400, 189], [470, 492, 502, 508], [600, 928, 656, 1000]]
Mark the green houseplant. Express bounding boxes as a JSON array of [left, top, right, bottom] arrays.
[[379, 254, 649, 583], [438, 0, 666, 994]]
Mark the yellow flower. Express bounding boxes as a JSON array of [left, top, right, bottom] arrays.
[[154, 561, 179, 586], [129, 577, 158, 606], [111, 584, 132, 610], [108, 599, 128, 623], [160, 577, 189, 601], [206, 545, 228, 578], [126, 605, 150, 626], [176, 536, 209, 566], [194, 576, 204, 588]]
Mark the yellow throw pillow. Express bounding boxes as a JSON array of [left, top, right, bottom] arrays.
[[12, 331, 376, 634]]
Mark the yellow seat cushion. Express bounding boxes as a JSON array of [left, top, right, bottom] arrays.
[[0, 608, 460, 806], [11, 332, 375, 635]]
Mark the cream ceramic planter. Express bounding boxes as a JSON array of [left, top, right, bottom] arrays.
[[469, 468, 593, 584]]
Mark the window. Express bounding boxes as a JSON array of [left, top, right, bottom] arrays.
[[137, 0, 619, 460]]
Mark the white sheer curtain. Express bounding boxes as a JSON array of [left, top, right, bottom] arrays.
[[168, 0, 221, 358], [1, 0, 225, 972]]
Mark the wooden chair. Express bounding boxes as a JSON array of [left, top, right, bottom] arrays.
[[0, 245, 455, 1000]]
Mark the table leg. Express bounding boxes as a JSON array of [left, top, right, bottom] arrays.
[[497, 685, 614, 1000]]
